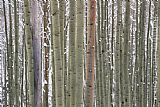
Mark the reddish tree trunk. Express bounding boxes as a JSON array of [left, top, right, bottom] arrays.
[[85, 0, 96, 107]]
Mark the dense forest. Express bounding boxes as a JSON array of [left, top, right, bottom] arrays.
[[0, 0, 160, 107]]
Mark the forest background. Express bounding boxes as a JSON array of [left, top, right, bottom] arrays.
[[0, 0, 160, 107]]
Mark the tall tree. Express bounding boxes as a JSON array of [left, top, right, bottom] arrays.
[[152, 0, 158, 106], [157, 0, 160, 106], [116, 0, 122, 106], [59, 0, 65, 106], [96, 0, 101, 106], [67, 0, 76, 106], [85, 0, 96, 106], [146, 1, 151, 107], [134, 0, 140, 106], [51, 0, 64, 106], [43, 0, 49, 106], [51, 14, 56, 107], [110, 0, 114, 106], [24, 0, 34, 106], [139, 1, 146, 107], [8, 0, 14, 106], [157, 0, 160, 107], [2, 0, 8, 106], [75, 0, 84, 106], [95, 0, 101, 106], [30, 0, 42, 106], [14, 0, 20, 106], [123, 0, 131, 106], [101, 0, 107, 106]]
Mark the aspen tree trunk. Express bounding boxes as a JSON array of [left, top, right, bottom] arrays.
[[123, 1, 131, 107], [120, 13, 124, 107], [43, 0, 49, 106], [84, 0, 87, 83], [14, 0, 20, 106], [59, 0, 65, 106], [63, 6, 67, 107], [30, 1, 42, 106], [8, 0, 14, 106], [50, 2, 56, 106], [139, 1, 146, 107], [105, 1, 111, 106], [96, 0, 101, 106], [101, 0, 107, 107], [51, 0, 64, 106], [116, 0, 122, 106], [4, 55, 7, 106], [130, 14, 135, 107], [157, 0, 160, 106], [21, 32, 25, 107], [148, 23, 152, 107], [69, 0, 76, 106], [24, 0, 34, 106], [146, 1, 151, 107], [134, 0, 140, 106], [100, 0, 104, 106], [137, 1, 142, 106], [152, 1, 158, 106], [63, 2, 68, 106], [110, 1, 114, 106], [97, 0, 103, 106], [66, 0, 76, 106], [75, 0, 84, 107], [51, 28, 56, 107], [85, 0, 96, 106], [2, 0, 8, 106], [142, 1, 147, 106], [25, 43, 28, 107], [100, 0, 107, 106]]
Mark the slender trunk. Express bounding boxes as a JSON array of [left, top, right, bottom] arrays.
[[100, 0, 104, 106], [157, 0, 160, 107], [134, 0, 140, 106], [64, 4, 67, 107], [21, 32, 25, 107], [24, 0, 34, 106], [139, 1, 146, 107], [102, 0, 107, 107], [43, 0, 49, 106], [69, 0, 76, 106], [14, 0, 20, 106], [59, 0, 65, 106], [123, 1, 130, 107], [24, 37, 28, 107], [51, 30, 56, 107], [75, 0, 84, 106], [51, 0, 64, 106], [8, 0, 14, 106], [105, 1, 111, 106], [51, 2, 56, 106], [4, 53, 7, 106], [85, 0, 96, 106], [100, 0, 107, 106], [96, 0, 101, 106], [116, 0, 122, 106], [2, 0, 8, 106], [110, 1, 114, 106], [152, 1, 158, 106], [146, 1, 151, 107]]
